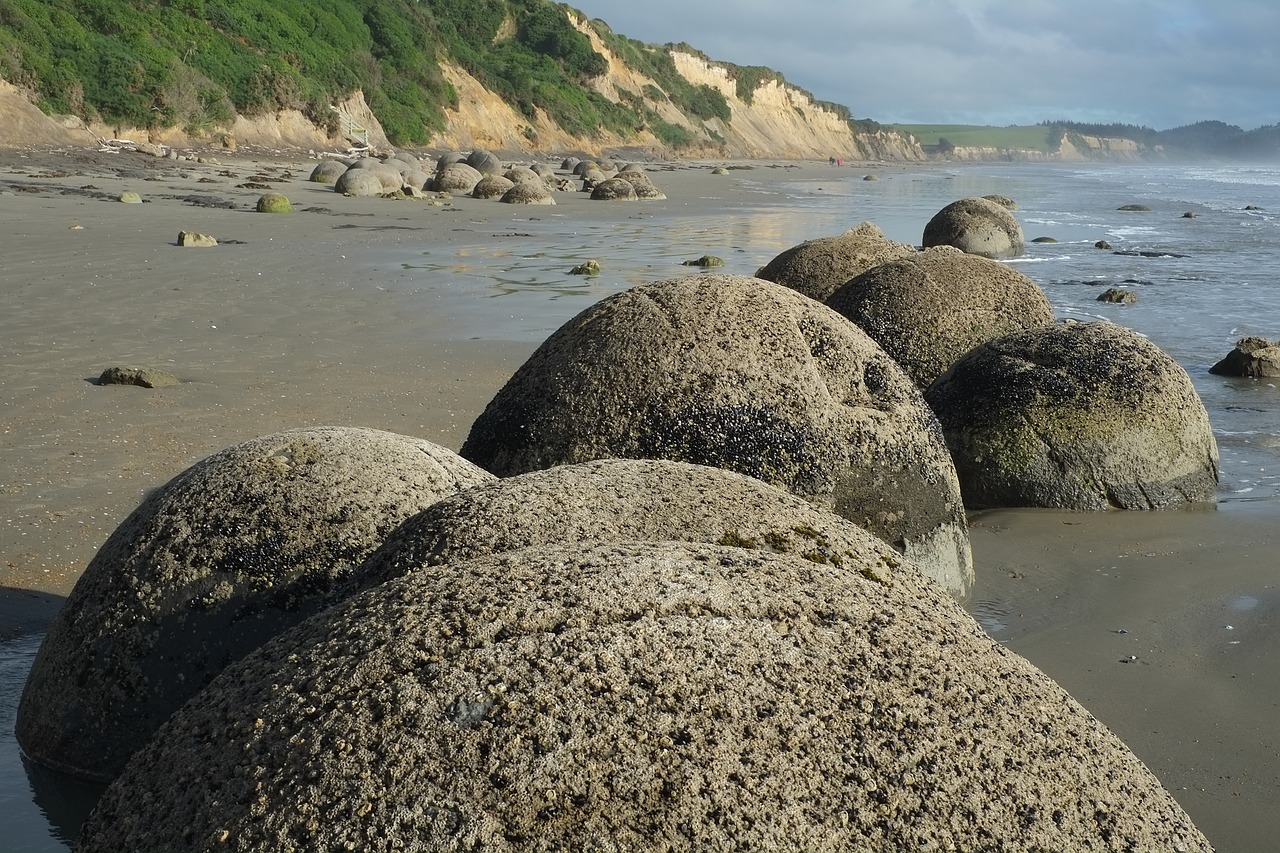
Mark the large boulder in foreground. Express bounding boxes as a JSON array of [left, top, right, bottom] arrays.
[[360, 458, 967, 597], [922, 196, 1025, 259], [460, 274, 971, 590], [827, 245, 1055, 388], [755, 221, 916, 302], [925, 321, 1219, 510], [17, 427, 492, 783], [77, 542, 1211, 852]]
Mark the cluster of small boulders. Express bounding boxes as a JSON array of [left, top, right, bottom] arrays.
[[309, 148, 666, 205]]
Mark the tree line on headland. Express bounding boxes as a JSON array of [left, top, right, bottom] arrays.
[[0, 0, 1275, 160]]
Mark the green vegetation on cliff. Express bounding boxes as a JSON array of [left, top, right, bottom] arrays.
[[0, 0, 650, 143]]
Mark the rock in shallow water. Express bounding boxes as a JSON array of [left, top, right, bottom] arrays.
[[926, 321, 1219, 510]]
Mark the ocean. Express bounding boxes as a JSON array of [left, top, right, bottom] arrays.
[[4, 160, 1279, 849]]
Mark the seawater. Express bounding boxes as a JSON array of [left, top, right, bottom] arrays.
[[6, 161, 1280, 850], [383, 160, 1280, 503]]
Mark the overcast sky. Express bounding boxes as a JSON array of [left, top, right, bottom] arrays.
[[569, 0, 1278, 131]]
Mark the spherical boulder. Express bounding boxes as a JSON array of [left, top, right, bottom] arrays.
[[531, 163, 557, 179], [254, 192, 292, 213], [359, 457, 966, 595], [346, 160, 403, 191], [77, 542, 1212, 853], [466, 148, 503, 176], [400, 168, 430, 191], [435, 151, 464, 172], [471, 174, 515, 200], [307, 159, 347, 184], [435, 161, 484, 194], [590, 176, 638, 200], [460, 274, 972, 589], [333, 168, 383, 197], [499, 182, 555, 205], [16, 426, 493, 783], [827, 245, 1055, 388], [755, 221, 916, 302], [925, 321, 1220, 510], [922, 196, 1025, 259], [503, 166, 543, 185], [617, 169, 666, 199]]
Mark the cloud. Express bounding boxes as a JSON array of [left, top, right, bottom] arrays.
[[570, 0, 1278, 130]]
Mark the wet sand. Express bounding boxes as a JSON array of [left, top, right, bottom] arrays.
[[1, 143, 1276, 850]]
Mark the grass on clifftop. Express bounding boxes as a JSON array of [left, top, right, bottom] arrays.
[[892, 124, 1058, 152]]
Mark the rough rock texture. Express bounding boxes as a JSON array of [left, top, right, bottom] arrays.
[[307, 160, 347, 184], [755, 222, 916, 302], [466, 149, 503, 176], [503, 166, 543, 185], [460, 275, 971, 589], [436, 162, 484, 194], [616, 169, 667, 199], [346, 160, 403, 191], [16, 426, 492, 783], [1209, 336, 1280, 377], [333, 168, 383, 197], [925, 322, 1220, 510], [590, 177, 638, 200], [97, 366, 180, 388], [500, 182, 555, 205], [472, 174, 516, 200], [922, 196, 1026, 259], [826, 245, 1055, 388], [358, 458, 967, 597], [77, 542, 1212, 853]]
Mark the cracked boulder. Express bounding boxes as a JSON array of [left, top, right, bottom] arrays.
[[78, 542, 1211, 853], [17, 426, 493, 784], [460, 274, 972, 594], [925, 321, 1219, 510], [357, 457, 946, 594], [826, 245, 1055, 389]]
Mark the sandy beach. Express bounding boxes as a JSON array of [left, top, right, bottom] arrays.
[[2, 143, 1277, 850]]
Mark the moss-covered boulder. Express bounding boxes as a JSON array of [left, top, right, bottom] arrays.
[[78, 541, 1211, 852], [922, 196, 1025, 259], [826, 246, 1055, 388], [16, 427, 492, 783], [460, 274, 972, 592], [925, 321, 1219, 510], [755, 222, 916, 302], [255, 192, 292, 213]]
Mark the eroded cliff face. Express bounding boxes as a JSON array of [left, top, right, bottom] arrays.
[[945, 133, 1153, 163]]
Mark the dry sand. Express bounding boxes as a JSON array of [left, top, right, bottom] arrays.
[[1, 143, 1276, 850]]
